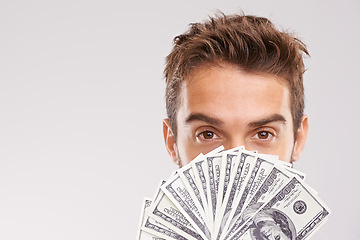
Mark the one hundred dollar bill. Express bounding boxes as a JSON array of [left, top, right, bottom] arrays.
[[216, 147, 243, 209], [222, 155, 283, 237], [142, 214, 188, 240], [223, 165, 293, 239], [227, 176, 330, 240], [177, 154, 208, 222], [204, 152, 223, 227], [137, 199, 165, 240], [161, 173, 211, 239], [214, 150, 257, 240]]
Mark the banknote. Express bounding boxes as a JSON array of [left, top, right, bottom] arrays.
[[137, 199, 165, 240], [190, 146, 225, 227], [177, 154, 208, 223], [142, 213, 188, 240], [221, 154, 302, 240], [216, 146, 243, 208], [223, 155, 287, 234], [221, 165, 293, 239], [227, 177, 330, 240], [138, 146, 330, 240], [216, 151, 237, 207], [139, 182, 184, 240], [213, 149, 257, 240], [140, 198, 187, 240], [204, 151, 224, 226], [161, 173, 212, 239], [147, 181, 204, 240]]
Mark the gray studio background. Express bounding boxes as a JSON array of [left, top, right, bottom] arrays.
[[1, 0, 359, 239]]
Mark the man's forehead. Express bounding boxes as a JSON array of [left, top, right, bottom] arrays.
[[180, 64, 290, 102], [176, 63, 293, 128]]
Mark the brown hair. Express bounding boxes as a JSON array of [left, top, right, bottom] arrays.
[[164, 12, 309, 138]]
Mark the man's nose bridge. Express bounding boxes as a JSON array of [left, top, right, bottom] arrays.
[[224, 137, 245, 150]]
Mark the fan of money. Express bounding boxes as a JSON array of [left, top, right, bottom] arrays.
[[137, 146, 330, 240]]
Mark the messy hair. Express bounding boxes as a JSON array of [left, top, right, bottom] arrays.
[[164, 12, 309, 138]]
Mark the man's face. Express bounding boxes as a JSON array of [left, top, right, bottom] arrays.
[[163, 63, 308, 167]]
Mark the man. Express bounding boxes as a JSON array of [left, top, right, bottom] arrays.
[[162, 13, 309, 168]]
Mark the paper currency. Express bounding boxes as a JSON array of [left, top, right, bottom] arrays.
[[138, 146, 330, 240], [227, 177, 330, 240], [137, 199, 165, 240], [161, 173, 211, 239], [147, 181, 203, 240]]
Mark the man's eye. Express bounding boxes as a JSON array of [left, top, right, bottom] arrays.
[[198, 130, 219, 140], [253, 131, 273, 140]]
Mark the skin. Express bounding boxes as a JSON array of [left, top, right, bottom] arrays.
[[163, 63, 308, 167]]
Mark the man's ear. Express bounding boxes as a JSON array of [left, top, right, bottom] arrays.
[[163, 118, 180, 166], [291, 115, 309, 162]]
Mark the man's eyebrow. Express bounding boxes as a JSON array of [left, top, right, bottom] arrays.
[[248, 114, 287, 128], [185, 113, 224, 126]]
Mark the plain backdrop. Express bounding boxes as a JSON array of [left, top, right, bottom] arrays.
[[1, 0, 359, 239]]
